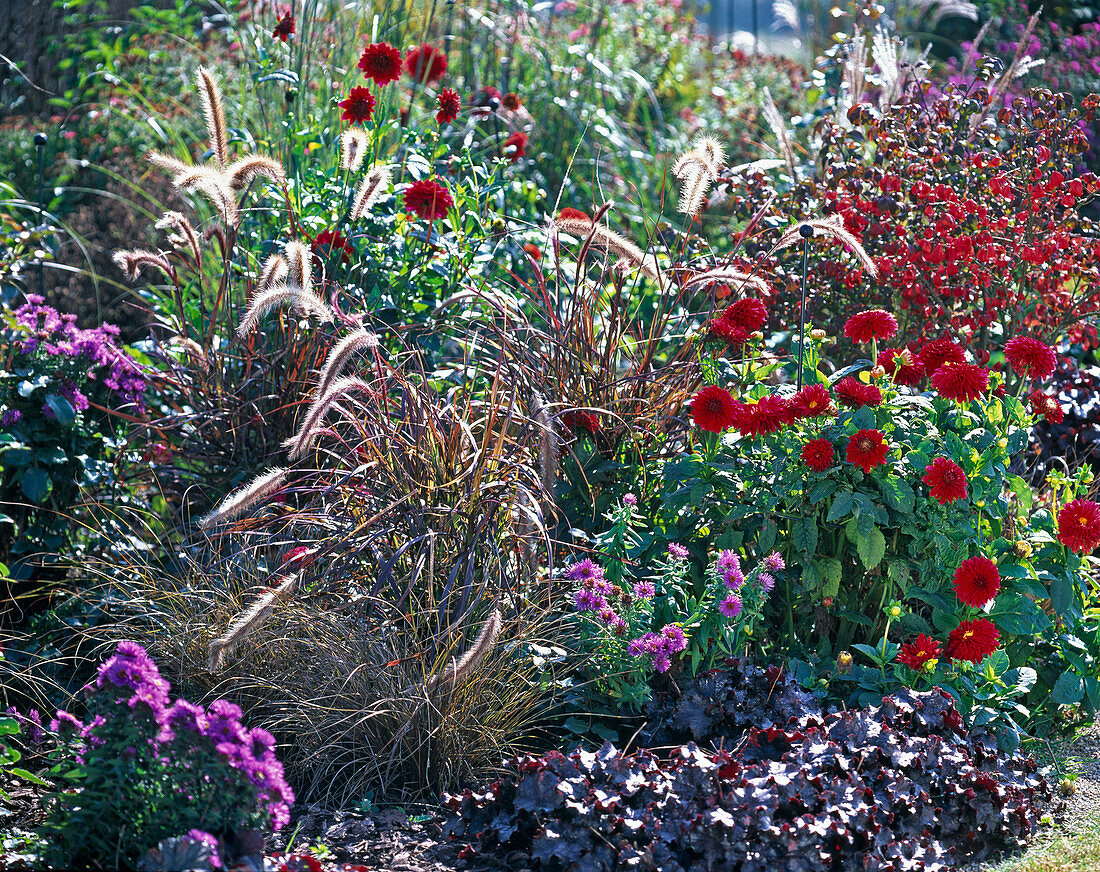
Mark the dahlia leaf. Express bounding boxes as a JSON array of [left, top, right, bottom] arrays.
[[827, 492, 855, 522], [856, 526, 886, 570], [1051, 671, 1084, 706]]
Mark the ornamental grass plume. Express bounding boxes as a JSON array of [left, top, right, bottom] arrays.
[[197, 468, 288, 528], [776, 214, 878, 277], [207, 572, 300, 671], [681, 266, 770, 296], [426, 608, 504, 692], [672, 135, 726, 216], [283, 375, 373, 460], [339, 128, 369, 172], [315, 329, 380, 400], [350, 165, 393, 219], [235, 285, 334, 337], [552, 213, 663, 283]]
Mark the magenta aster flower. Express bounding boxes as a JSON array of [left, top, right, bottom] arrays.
[[633, 580, 655, 600], [667, 543, 689, 560], [719, 594, 743, 618], [763, 552, 785, 571]]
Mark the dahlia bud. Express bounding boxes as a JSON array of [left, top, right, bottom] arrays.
[[887, 604, 903, 619], [836, 651, 853, 674], [1061, 778, 1077, 797], [822, 596, 834, 609], [871, 365, 886, 379], [1014, 540, 1033, 560], [898, 348, 916, 366], [750, 331, 764, 341], [809, 329, 827, 340]]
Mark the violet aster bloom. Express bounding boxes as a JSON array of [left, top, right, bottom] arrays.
[[758, 572, 775, 592], [632, 580, 656, 600], [763, 552, 785, 572], [719, 594, 743, 618], [667, 542, 689, 560], [622, 492, 637, 506], [723, 567, 746, 589], [565, 558, 604, 583], [716, 550, 740, 572], [1, 409, 22, 427], [652, 653, 672, 673], [626, 638, 647, 657], [660, 624, 687, 653]]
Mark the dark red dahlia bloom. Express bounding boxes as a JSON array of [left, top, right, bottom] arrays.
[[878, 347, 924, 387], [922, 456, 967, 504], [311, 229, 354, 267], [1005, 336, 1057, 380], [436, 87, 461, 124], [834, 376, 882, 408], [896, 634, 942, 670], [801, 438, 834, 472], [946, 618, 999, 664], [952, 556, 1000, 607], [736, 395, 791, 438], [561, 410, 600, 435], [722, 298, 768, 332], [692, 385, 737, 433], [1057, 498, 1100, 554], [359, 42, 402, 85], [503, 92, 522, 110], [708, 311, 750, 348], [273, 9, 295, 41], [846, 428, 889, 473], [1029, 389, 1065, 423], [404, 178, 453, 220], [405, 44, 448, 83], [930, 362, 989, 404], [917, 338, 966, 376], [789, 383, 833, 418], [843, 308, 898, 343], [558, 207, 589, 221], [338, 87, 376, 124], [504, 130, 528, 161]]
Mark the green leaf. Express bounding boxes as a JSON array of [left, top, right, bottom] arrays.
[[808, 480, 838, 505], [852, 643, 883, 664], [1006, 474, 1033, 513], [1050, 575, 1077, 620], [879, 477, 915, 514], [827, 492, 854, 522], [792, 516, 818, 557], [821, 557, 843, 598], [1052, 671, 1085, 706], [990, 596, 1051, 636], [856, 526, 886, 569], [44, 394, 76, 427], [20, 468, 51, 504]]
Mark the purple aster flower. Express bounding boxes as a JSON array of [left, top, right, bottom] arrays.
[[565, 558, 604, 583], [626, 638, 647, 657], [609, 617, 628, 636], [716, 550, 740, 572], [164, 700, 207, 735], [186, 830, 223, 869], [758, 572, 775, 592], [591, 577, 615, 597], [719, 594, 743, 618], [1, 409, 22, 427], [632, 580, 655, 600], [622, 492, 637, 506], [660, 624, 687, 653], [667, 542, 689, 560], [50, 710, 84, 734], [723, 567, 746, 589], [598, 608, 619, 625], [763, 552, 785, 572], [573, 588, 607, 612], [652, 653, 672, 673]]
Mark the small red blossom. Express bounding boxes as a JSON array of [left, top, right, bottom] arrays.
[[922, 457, 968, 504], [1029, 390, 1065, 423], [358, 42, 402, 85], [311, 229, 354, 267], [436, 87, 461, 124], [708, 311, 750, 348], [735, 395, 791, 439], [952, 556, 1001, 608], [1057, 498, 1100, 554], [561, 410, 600, 435], [338, 87, 376, 124], [282, 546, 316, 569], [930, 362, 989, 404], [503, 92, 522, 110], [504, 130, 528, 161], [846, 429, 889, 473], [692, 385, 737, 433], [801, 438, 835, 472], [404, 178, 453, 220], [878, 347, 925, 387], [834, 376, 882, 409], [272, 9, 295, 41], [917, 339, 966, 376], [896, 634, 942, 671], [946, 618, 1000, 664], [843, 309, 898, 343], [789, 383, 833, 418], [1004, 336, 1057, 380], [523, 243, 542, 261], [721, 298, 768, 332], [558, 207, 590, 221], [405, 44, 448, 83]]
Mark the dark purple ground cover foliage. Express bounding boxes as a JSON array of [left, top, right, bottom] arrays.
[[444, 680, 1051, 871]]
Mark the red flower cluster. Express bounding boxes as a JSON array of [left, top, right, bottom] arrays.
[[561, 410, 600, 436], [405, 44, 448, 82], [917, 339, 966, 376], [1029, 390, 1065, 423], [878, 347, 925, 386], [834, 376, 882, 409], [843, 309, 898, 343], [405, 178, 453, 220], [930, 362, 989, 403], [723, 298, 768, 332], [952, 556, 1000, 608], [504, 131, 528, 162], [1005, 336, 1057, 380], [1056, 498, 1100, 554], [436, 88, 461, 124], [359, 42, 402, 85], [921, 457, 967, 504], [896, 634, 942, 670], [789, 383, 832, 418], [692, 385, 737, 433], [946, 618, 999, 664], [801, 438, 834, 472], [338, 87, 376, 124], [846, 429, 889, 473], [735, 395, 790, 439], [311, 229, 354, 267]]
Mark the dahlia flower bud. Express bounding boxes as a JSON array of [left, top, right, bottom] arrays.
[[836, 651, 853, 674]]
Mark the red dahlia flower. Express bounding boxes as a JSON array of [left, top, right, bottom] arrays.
[[404, 178, 453, 220], [846, 429, 889, 473], [789, 383, 833, 418], [721, 298, 768, 332], [736, 395, 791, 438], [338, 87, 376, 124], [1029, 390, 1065, 424], [708, 311, 750, 348], [558, 207, 590, 221], [952, 556, 1001, 608], [359, 42, 402, 85], [922, 457, 967, 504], [561, 410, 600, 435], [311, 229, 354, 267], [272, 9, 295, 41], [801, 438, 834, 472], [503, 92, 522, 110], [834, 376, 882, 408], [917, 339, 966, 376], [878, 347, 924, 387], [504, 130, 528, 161], [946, 618, 999, 664], [1005, 336, 1057, 380], [436, 88, 461, 124], [405, 44, 448, 83], [930, 362, 990, 404], [1057, 498, 1100, 554], [692, 385, 737, 433], [843, 308, 898, 343], [896, 634, 942, 671]]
